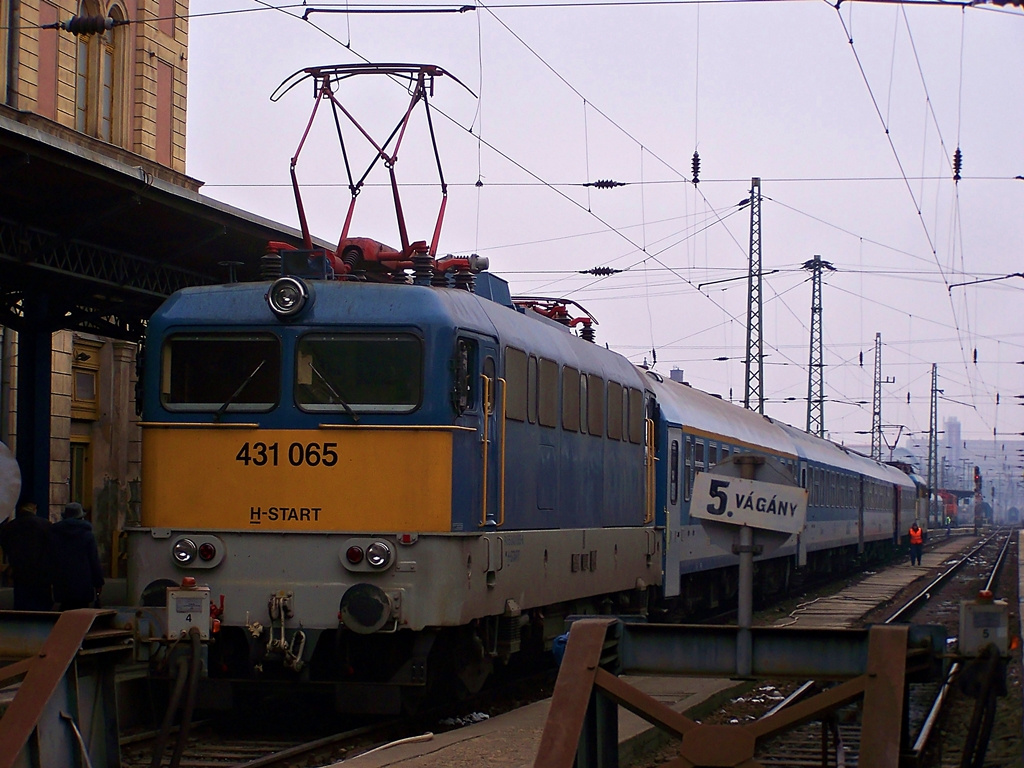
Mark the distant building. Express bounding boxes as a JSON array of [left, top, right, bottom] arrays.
[[1, 1, 191, 574], [944, 417, 961, 467]]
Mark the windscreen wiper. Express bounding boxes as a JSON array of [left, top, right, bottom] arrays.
[[214, 360, 266, 422], [310, 362, 360, 423]]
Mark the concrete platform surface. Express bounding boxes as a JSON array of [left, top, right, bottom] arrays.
[[332, 675, 745, 768]]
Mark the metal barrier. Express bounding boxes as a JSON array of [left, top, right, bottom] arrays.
[[0, 609, 132, 768], [534, 618, 946, 768]]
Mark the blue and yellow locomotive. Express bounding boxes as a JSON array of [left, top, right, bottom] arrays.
[[128, 241, 661, 710]]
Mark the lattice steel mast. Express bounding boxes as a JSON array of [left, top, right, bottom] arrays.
[[871, 333, 883, 461], [803, 255, 833, 437], [743, 177, 764, 413], [928, 363, 939, 524]]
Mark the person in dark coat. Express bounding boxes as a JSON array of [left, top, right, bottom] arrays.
[[0, 502, 53, 610], [50, 502, 104, 610]]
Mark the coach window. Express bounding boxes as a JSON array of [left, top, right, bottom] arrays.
[[297, 334, 422, 413], [720, 445, 730, 462], [562, 367, 580, 432], [504, 347, 527, 422], [607, 382, 623, 440], [538, 358, 559, 427], [708, 443, 718, 467], [627, 388, 644, 444], [587, 374, 605, 436], [684, 437, 693, 501], [694, 439, 705, 471], [578, 375, 588, 434], [163, 333, 280, 412], [527, 355, 538, 424], [670, 440, 679, 505]]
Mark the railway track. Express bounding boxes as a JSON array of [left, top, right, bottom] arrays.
[[678, 528, 1020, 768]]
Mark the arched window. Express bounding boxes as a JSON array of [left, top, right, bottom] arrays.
[[75, 2, 126, 145]]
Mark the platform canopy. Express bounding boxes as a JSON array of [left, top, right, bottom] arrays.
[[0, 109, 312, 509], [0, 109, 307, 341]]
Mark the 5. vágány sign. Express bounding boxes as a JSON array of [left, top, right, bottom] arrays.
[[690, 473, 808, 535]]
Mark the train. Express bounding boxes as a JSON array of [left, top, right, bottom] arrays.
[[125, 237, 922, 713], [126, 62, 923, 713]]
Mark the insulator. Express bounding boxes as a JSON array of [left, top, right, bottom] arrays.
[[259, 250, 282, 280], [586, 179, 624, 189], [580, 324, 596, 343], [431, 269, 449, 288], [953, 147, 963, 182], [454, 268, 474, 292], [64, 15, 114, 35], [412, 251, 434, 286], [579, 266, 622, 276], [391, 268, 409, 284], [691, 151, 701, 185]]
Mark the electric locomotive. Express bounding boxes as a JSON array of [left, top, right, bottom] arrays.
[[127, 242, 661, 711]]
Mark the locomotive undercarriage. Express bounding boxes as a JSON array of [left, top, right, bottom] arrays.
[[194, 587, 649, 714]]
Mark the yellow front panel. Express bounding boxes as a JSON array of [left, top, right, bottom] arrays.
[[141, 426, 454, 532]]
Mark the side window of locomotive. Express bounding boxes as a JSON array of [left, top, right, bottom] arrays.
[[538, 357, 559, 428], [670, 440, 679, 506], [527, 355, 538, 424], [562, 366, 580, 432], [606, 381, 623, 440], [504, 347, 527, 422], [296, 334, 422, 413], [451, 338, 476, 414], [587, 374, 605, 436], [162, 333, 280, 412], [627, 388, 644, 444]]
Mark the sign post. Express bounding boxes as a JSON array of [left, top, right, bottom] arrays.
[[689, 455, 808, 676]]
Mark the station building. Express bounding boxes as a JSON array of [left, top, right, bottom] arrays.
[[0, 0, 191, 573]]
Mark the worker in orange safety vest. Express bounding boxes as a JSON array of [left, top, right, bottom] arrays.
[[908, 521, 924, 566]]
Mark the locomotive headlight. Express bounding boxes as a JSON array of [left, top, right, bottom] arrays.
[[366, 541, 393, 568], [198, 542, 217, 561], [267, 276, 309, 318], [172, 538, 197, 564]]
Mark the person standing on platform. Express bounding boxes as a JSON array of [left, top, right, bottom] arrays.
[[0, 502, 53, 610], [50, 502, 104, 610], [908, 520, 924, 566]]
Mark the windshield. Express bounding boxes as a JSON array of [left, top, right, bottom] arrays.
[[296, 333, 421, 413], [161, 333, 280, 412]]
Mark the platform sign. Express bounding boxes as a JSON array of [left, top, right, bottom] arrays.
[[690, 473, 807, 535]]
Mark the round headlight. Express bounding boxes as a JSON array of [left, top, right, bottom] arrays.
[[267, 276, 308, 318], [366, 541, 393, 568], [172, 538, 197, 564]]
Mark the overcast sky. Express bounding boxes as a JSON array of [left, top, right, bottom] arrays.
[[183, 0, 1024, 456]]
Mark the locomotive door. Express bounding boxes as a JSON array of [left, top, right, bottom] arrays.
[[662, 428, 684, 598], [454, 333, 504, 529], [480, 344, 504, 528]]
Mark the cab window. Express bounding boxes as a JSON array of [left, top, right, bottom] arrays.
[[162, 333, 280, 412], [296, 333, 421, 413]]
